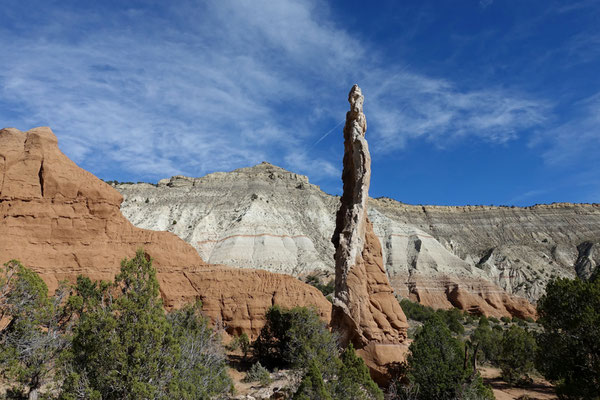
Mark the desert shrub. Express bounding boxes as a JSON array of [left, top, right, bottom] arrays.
[[227, 332, 251, 360], [399, 299, 434, 322], [0, 260, 72, 400], [488, 317, 500, 324], [332, 343, 384, 400], [436, 308, 465, 335], [469, 316, 503, 364], [304, 275, 335, 297], [478, 315, 489, 327], [459, 374, 495, 400], [60, 250, 232, 400], [293, 361, 332, 400], [406, 315, 493, 399], [294, 344, 383, 400], [536, 277, 600, 399], [243, 362, 272, 386], [167, 301, 233, 398], [500, 316, 511, 324], [254, 305, 338, 373], [386, 380, 420, 400], [399, 299, 464, 334], [498, 325, 536, 386]]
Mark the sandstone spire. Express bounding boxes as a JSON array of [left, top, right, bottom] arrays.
[[332, 85, 408, 382]]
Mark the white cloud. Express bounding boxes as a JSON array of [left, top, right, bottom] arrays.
[[362, 70, 547, 152], [0, 0, 549, 184], [533, 92, 600, 166]]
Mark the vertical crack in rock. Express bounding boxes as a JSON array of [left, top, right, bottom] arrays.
[[38, 161, 44, 198], [0, 155, 5, 196], [331, 85, 408, 383]]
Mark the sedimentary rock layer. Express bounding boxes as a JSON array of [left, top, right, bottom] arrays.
[[118, 164, 600, 318], [0, 127, 330, 337]]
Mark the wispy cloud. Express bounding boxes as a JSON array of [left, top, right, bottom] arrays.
[[0, 0, 550, 184], [506, 189, 548, 205], [479, 0, 494, 9], [363, 70, 547, 152], [533, 92, 600, 167]]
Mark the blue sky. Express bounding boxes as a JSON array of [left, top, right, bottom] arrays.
[[1, 0, 599, 206]]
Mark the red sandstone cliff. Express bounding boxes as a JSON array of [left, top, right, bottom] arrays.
[[0, 127, 330, 337]]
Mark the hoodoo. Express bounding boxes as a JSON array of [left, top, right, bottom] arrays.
[[331, 85, 409, 382]]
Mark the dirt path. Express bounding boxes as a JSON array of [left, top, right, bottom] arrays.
[[480, 367, 557, 400]]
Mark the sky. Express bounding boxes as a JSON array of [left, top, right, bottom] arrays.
[[1, 0, 599, 206]]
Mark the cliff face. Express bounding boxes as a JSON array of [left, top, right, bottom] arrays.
[[117, 163, 600, 318], [0, 127, 331, 337], [118, 162, 338, 277], [371, 199, 599, 311]]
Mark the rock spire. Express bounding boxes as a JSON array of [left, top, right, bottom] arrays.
[[331, 85, 408, 382]]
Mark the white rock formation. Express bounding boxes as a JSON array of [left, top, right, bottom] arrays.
[[116, 165, 600, 309]]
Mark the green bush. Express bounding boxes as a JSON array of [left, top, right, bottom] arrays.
[[498, 325, 536, 386], [470, 318, 502, 364], [60, 250, 233, 399], [437, 308, 465, 335], [167, 301, 233, 398], [294, 344, 383, 400], [254, 305, 338, 373], [243, 362, 272, 386], [332, 343, 383, 400], [536, 277, 600, 399], [304, 275, 335, 297], [293, 361, 332, 400], [0, 260, 71, 400], [399, 299, 435, 322], [406, 315, 493, 399], [399, 299, 465, 334], [227, 332, 251, 360]]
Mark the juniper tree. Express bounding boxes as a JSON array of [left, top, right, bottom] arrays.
[[0, 260, 71, 400], [536, 277, 600, 399], [61, 250, 232, 400]]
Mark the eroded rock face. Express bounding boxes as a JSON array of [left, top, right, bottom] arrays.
[[0, 127, 330, 337], [330, 85, 408, 382], [118, 162, 335, 277], [158, 265, 331, 339], [117, 165, 600, 319]]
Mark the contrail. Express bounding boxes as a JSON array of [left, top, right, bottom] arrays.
[[312, 119, 345, 146]]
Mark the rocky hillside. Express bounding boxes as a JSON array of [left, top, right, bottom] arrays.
[[116, 162, 600, 313], [0, 128, 331, 338]]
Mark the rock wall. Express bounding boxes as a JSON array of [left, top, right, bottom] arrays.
[[0, 127, 331, 337], [330, 85, 408, 383], [119, 162, 336, 277], [117, 166, 600, 319]]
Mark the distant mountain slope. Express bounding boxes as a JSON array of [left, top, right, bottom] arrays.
[[116, 162, 600, 315]]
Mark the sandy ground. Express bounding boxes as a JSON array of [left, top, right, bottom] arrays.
[[480, 366, 557, 400]]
